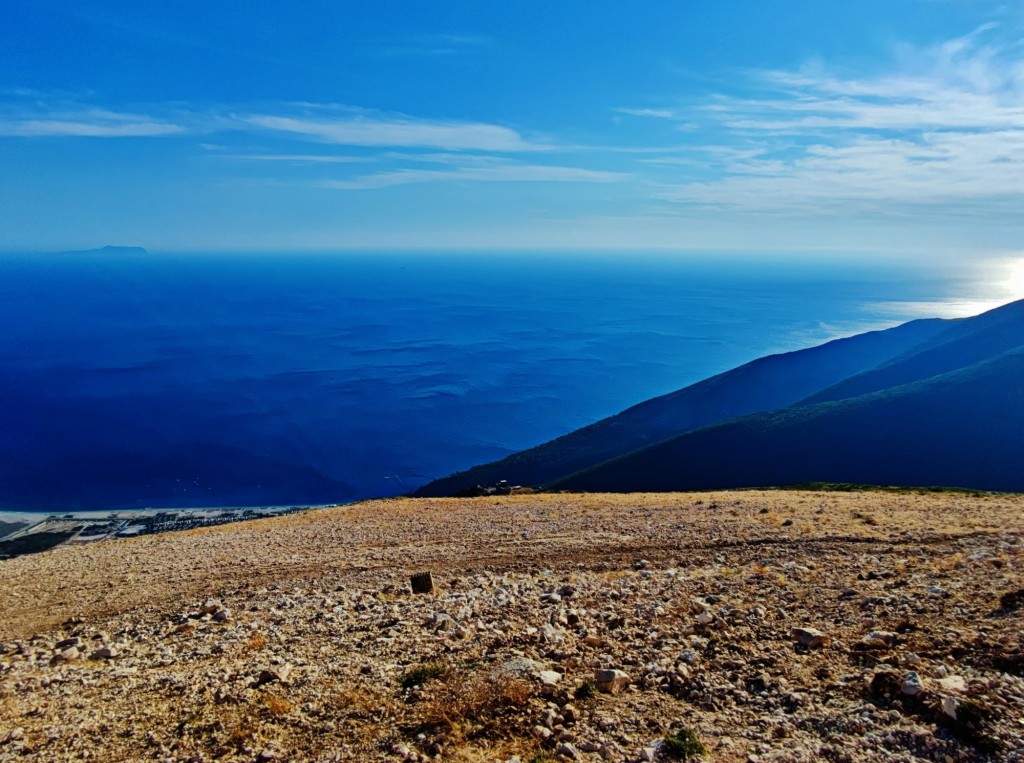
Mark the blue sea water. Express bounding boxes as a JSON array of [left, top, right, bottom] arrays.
[[0, 251, 992, 510]]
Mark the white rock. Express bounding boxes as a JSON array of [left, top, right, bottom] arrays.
[[902, 671, 924, 696], [937, 675, 967, 693]]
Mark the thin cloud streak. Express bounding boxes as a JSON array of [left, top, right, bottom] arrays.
[[219, 153, 372, 163], [243, 114, 544, 152], [322, 163, 628, 189], [0, 108, 185, 137]]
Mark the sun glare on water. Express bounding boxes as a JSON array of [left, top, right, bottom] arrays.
[[1003, 258, 1024, 302]]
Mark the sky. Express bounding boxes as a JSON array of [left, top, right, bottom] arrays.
[[1, 0, 1023, 256]]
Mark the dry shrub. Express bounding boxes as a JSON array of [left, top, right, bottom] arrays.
[[852, 511, 879, 527], [244, 631, 268, 652], [752, 562, 770, 578], [225, 711, 258, 751], [262, 691, 294, 717], [336, 684, 397, 721], [413, 671, 532, 738]]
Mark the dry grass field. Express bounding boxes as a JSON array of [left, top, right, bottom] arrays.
[[0, 490, 1022, 762]]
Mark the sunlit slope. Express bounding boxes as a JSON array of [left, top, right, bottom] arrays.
[[414, 317, 950, 496], [803, 298, 1024, 405], [553, 347, 1024, 493]]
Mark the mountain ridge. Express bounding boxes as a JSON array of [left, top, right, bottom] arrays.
[[415, 298, 1024, 496], [413, 315, 952, 496]]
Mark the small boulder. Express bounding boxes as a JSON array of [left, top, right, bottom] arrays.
[[792, 627, 830, 648], [496, 657, 545, 680], [89, 646, 118, 661], [539, 670, 562, 686], [593, 668, 631, 694], [859, 631, 898, 650], [556, 742, 577, 759], [901, 671, 924, 697]]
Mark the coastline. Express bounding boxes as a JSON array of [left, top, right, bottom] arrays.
[[0, 503, 334, 560]]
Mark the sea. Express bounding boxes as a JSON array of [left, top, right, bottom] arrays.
[[0, 250, 1010, 510]]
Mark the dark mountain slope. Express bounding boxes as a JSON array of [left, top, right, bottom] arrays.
[[413, 317, 950, 496], [553, 347, 1024, 494], [804, 299, 1024, 405]]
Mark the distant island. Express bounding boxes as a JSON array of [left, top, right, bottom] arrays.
[[55, 245, 148, 255]]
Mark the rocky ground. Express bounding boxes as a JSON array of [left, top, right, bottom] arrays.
[[0, 490, 1022, 763]]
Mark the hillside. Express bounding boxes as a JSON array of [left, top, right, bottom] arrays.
[[414, 317, 951, 496], [803, 299, 1024, 405], [554, 348, 1024, 493], [0, 491, 1022, 762]]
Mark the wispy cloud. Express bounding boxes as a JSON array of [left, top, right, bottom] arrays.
[[648, 25, 1024, 213], [366, 33, 495, 58], [322, 158, 627, 189], [218, 153, 372, 163], [0, 97, 546, 153], [0, 108, 185, 137], [242, 113, 542, 152], [615, 107, 677, 119]]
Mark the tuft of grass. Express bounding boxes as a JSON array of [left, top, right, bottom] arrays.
[[527, 753, 557, 763], [852, 511, 880, 526], [661, 727, 706, 760], [407, 671, 531, 739], [400, 663, 449, 690], [262, 691, 294, 717], [574, 680, 598, 700], [243, 631, 267, 652]]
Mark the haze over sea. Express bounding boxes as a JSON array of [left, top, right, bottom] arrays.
[[0, 250, 1014, 511]]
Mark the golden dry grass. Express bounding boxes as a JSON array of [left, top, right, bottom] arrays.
[[1, 490, 1022, 639]]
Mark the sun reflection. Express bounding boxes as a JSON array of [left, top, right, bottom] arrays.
[[1003, 259, 1024, 301]]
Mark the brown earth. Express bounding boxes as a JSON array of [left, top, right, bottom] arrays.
[[0, 491, 1022, 762]]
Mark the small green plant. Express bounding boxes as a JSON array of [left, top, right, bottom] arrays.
[[400, 663, 448, 690], [574, 680, 598, 700], [661, 727, 706, 760]]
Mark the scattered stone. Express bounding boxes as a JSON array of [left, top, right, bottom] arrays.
[[792, 627, 830, 648], [0, 491, 1022, 763], [936, 675, 967, 693], [859, 631, 898, 650], [902, 671, 924, 696], [556, 742, 577, 759], [199, 598, 222, 615], [428, 612, 457, 632], [593, 669, 631, 694], [496, 657, 544, 680], [539, 670, 562, 686], [254, 664, 291, 687], [212, 607, 231, 623]]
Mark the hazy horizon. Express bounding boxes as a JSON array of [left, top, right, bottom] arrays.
[[2, 1, 1023, 260]]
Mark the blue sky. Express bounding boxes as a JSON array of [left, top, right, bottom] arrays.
[[1, 0, 1023, 256]]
